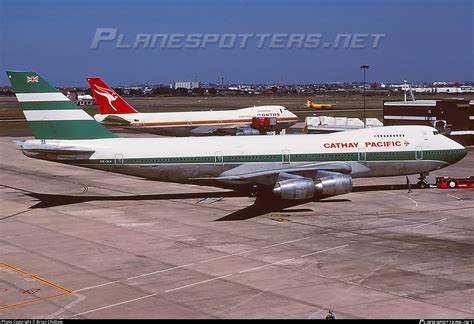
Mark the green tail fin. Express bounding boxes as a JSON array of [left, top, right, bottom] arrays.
[[6, 70, 118, 140]]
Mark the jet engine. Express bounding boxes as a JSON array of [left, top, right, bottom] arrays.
[[236, 128, 261, 136], [272, 171, 353, 200], [314, 171, 353, 196], [273, 178, 315, 200]]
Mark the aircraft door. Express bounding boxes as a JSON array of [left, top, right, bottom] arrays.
[[114, 154, 123, 167], [215, 151, 224, 166], [415, 146, 423, 160], [358, 148, 366, 162], [282, 149, 290, 164]]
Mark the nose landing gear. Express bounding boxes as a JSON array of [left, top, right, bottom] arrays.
[[417, 172, 429, 189]]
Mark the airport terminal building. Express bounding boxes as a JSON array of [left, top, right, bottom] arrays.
[[383, 98, 474, 145]]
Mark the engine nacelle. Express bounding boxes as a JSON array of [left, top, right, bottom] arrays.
[[273, 178, 315, 200], [236, 128, 261, 136], [314, 171, 353, 196]]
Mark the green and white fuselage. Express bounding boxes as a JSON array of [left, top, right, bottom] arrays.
[[18, 127, 466, 183], [7, 70, 467, 200]]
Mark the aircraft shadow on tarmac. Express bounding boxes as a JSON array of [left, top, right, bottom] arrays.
[[7, 183, 410, 221]]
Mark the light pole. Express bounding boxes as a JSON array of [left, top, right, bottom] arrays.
[[360, 64, 369, 127]]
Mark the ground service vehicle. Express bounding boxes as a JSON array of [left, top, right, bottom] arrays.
[[436, 176, 474, 189]]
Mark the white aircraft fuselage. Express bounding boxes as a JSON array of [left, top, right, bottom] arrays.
[[94, 105, 298, 136], [19, 126, 467, 194]]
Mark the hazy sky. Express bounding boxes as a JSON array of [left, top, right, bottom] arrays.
[[0, 0, 472, 86]]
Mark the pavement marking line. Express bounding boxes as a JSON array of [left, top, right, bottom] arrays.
[[165, 274, 233, 293], [410, 218, 448, 230], [238, 258, 295, 274], [0, 262, 72, 311], [383, 191, 418, 206], [307, 254, 396, 319], [199, 249, 260, 263], [199, 237, 309, 264], [73, 264, 194, 293], [73, 280, 121, 293], [447, 194, 462, 200], [259, 237, 310, 250], [0, 292, 70, 312], [69, 293, 158, 318], [366, 220, 381, 225], [42, 293, 87, 319], [71, 238, 310, 293], [0, 262, 72, 293], [400, 195, 418, 206], [126, 263, 194, 280], [204, 240, 349, 319], [300, 244, 349, 258]]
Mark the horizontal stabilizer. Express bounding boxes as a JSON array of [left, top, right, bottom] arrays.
[[14, 140, 95, 157]]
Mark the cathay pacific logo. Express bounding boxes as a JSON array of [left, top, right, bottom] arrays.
[[93, 85, 118, 111]]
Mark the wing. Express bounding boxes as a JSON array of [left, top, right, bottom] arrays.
[[190, 125, 230, 135], [191, 161, 352, 185], [99, 115, 131, 126], [191, 125, 261, 136], [15, 140, 95, 160], [190, 124, 244, 135]]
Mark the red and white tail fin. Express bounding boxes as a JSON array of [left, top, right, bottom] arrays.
[[306, 98, 313, 107], [87, 77, 137, 114]]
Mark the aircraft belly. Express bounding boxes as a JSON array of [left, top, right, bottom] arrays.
[[87, 163, 233, 182], [351, 160, 450, 178], [129, 126, 235, 137], [274, 121, 297, 131], [75, 159, 450, 185], [131, 126, 193, 137]]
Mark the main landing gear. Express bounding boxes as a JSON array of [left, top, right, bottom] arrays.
[[417, 173, 429, 189]]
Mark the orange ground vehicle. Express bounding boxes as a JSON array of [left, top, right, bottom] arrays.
[[436, 176, 474, 189]]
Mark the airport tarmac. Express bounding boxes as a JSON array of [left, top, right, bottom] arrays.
[[0, 133, 473, 319]]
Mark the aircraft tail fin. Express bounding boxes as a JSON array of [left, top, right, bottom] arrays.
[[87, 77, 137, 114], [6, 70, 118, 140], [306, 98, 313, 107]]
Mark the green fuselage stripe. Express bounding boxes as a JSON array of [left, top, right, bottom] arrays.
[[66, 149, 463, 165]]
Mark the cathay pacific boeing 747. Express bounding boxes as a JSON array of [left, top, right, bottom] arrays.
[[7, 71, 467, 206]]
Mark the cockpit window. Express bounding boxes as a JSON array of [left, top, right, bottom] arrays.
[[433, 131, 439, 135]]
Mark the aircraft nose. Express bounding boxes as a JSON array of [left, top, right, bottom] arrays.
[[452, 145, 467, 163], [459, 147, 468, 160]]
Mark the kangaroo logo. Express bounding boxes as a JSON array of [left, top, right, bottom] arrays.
[[93, 85, 119, 111]]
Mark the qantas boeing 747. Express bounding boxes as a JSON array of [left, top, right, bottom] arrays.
[[87, 77, 299, 136]]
